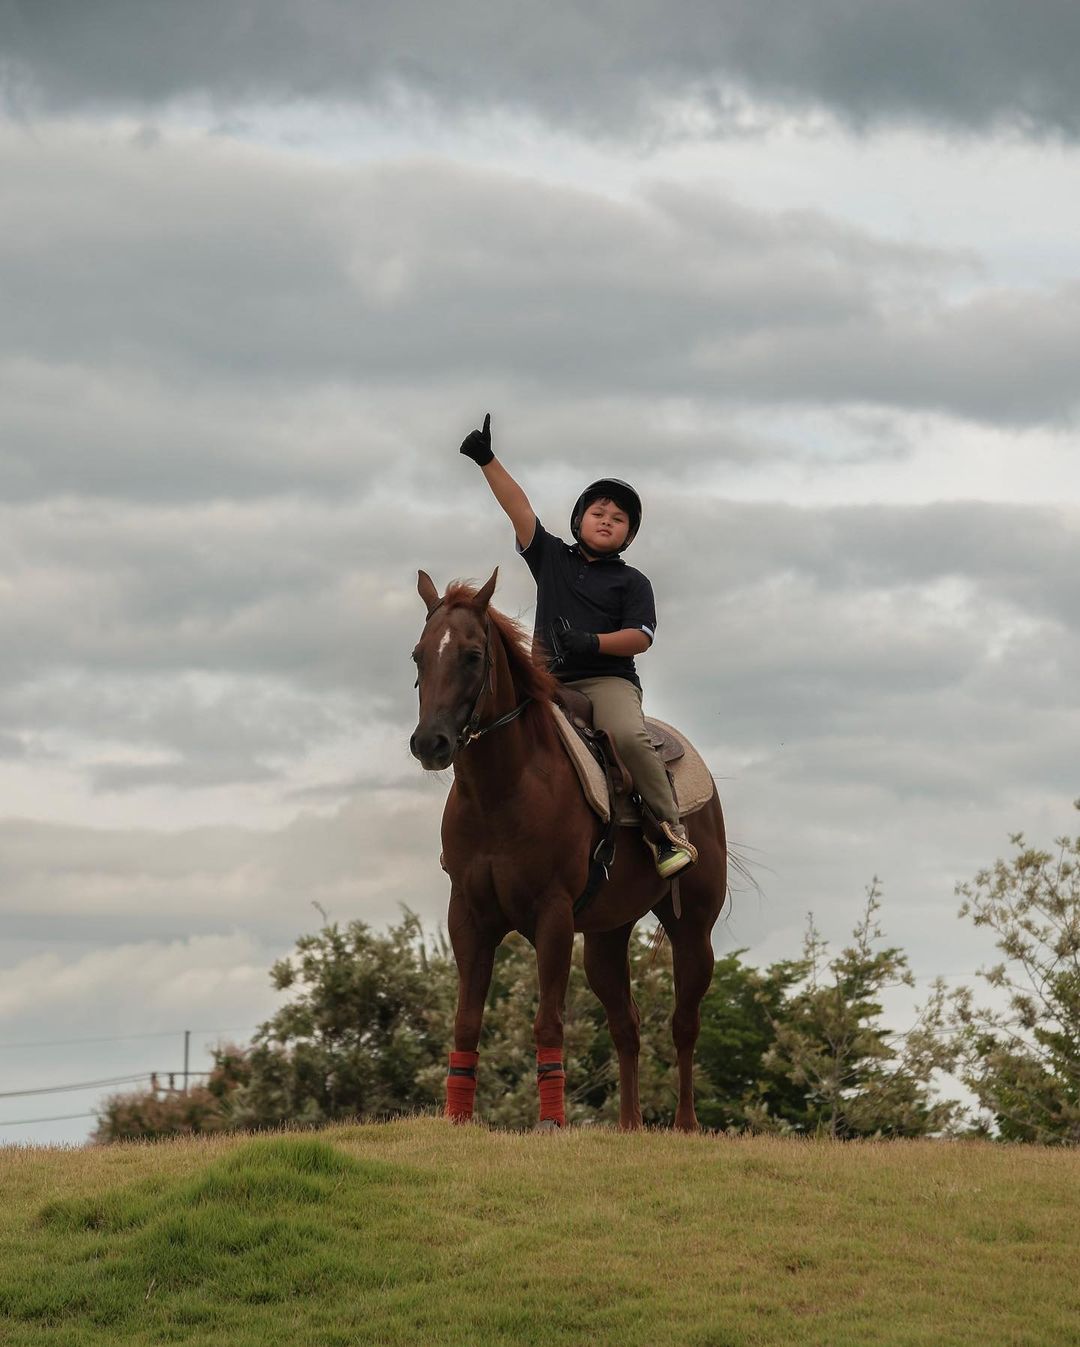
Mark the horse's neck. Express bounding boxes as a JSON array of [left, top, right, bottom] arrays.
[[452, 631, 545, 803]]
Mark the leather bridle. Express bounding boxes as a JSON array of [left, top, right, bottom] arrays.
[[417, 600, 532, 752]]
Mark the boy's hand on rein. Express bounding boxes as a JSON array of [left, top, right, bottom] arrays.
[[459, 412, 493, 466], [560, 628, 600, 657]]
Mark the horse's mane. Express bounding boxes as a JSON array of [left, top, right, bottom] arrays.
[[443, 582, 559, 707]]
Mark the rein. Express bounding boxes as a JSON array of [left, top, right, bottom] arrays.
[[458, 695, 533, 748]]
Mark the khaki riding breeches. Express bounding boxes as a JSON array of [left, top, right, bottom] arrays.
[[565, 676, 679, 825]]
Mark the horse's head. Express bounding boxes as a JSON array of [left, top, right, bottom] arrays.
[[409, 567, 498, 771]]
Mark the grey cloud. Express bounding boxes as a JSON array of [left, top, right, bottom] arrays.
[[69, 673, 346, 791], [0, 362, 377, 505], [635, 498, 1080, 811], [0, 792, 448, 948], [0, 717, 1066, 1078], [4, 132, 1076, 432], [90, 757, 278, 792], [726, 670, 1080, 807], [286, 768, 430, 803], [5, 2, 1080, 137], [0, 484, 529, 787], [3, 494, 1076, 789], [698, 287, 1080, 426], [0, 359, 876, 515], [649, 498, 1080, 627], [0, 494, 495, 695]]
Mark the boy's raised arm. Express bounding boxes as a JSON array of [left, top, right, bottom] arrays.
[[459, 413, 536, 550]]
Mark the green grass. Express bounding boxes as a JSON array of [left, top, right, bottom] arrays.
[[2, 1120, 1079, 1346]]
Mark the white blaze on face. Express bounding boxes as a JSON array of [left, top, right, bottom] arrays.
[[437, 629, 453, 661]]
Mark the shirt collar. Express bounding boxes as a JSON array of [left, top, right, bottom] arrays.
[[570, 543, 624, 565]]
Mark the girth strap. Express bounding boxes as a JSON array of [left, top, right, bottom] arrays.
[[573, 728, 622, 916]]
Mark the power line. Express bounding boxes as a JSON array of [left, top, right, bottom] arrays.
[[0, 1074, 152, 1100], [0, 1025, 259, 1052], [1, 1070, 212, 1101], [0, 1111, 98, 1128]]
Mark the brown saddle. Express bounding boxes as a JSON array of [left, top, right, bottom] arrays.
[[552, 686, 694, 916], [554, 686, 687, 767]]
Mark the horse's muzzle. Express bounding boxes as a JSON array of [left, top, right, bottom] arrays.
[[410, 725, 454, 771]]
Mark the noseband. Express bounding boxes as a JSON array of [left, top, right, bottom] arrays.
[[419, 600, 532, 751]]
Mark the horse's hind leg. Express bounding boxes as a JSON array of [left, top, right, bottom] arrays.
[[657, 899, 716, 1132], [583, 922, 642, 1131], [654, 796, 726, 1131]]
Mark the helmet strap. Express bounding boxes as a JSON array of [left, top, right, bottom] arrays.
[[576, 535, 632, 559]]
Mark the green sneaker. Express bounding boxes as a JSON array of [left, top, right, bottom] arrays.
[[655, 824, 696, 878]]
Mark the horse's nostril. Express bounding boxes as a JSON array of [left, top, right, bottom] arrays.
[[411, 727, 453, 765]]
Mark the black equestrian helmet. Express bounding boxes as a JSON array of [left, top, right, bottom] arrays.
[[570, 479, 642, 551]]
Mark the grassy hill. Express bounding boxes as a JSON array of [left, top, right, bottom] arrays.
[[2, 1119, 1078, 1346]]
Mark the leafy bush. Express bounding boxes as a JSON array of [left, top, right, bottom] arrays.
[[754, 884, 956, 1138], [93, 1044, 251, 1143], [96, 896, 962, 1140], [951, 805, 1080, 1144]]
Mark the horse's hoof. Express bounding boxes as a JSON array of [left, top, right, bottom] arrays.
[[534, 1118, 563, 1132]]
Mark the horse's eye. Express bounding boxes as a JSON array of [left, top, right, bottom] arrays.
[[464, 650, 484, 665]]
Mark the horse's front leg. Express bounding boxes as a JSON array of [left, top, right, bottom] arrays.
[[446, 893, 502, 1122], [532, 899, 575, 1128]]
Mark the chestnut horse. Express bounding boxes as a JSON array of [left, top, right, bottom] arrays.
[[409, 567, 728, 1129]]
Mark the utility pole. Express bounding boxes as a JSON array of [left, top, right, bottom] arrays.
[[183, 1029, 190, 1093]]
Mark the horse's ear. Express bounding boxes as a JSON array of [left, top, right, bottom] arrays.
[[474, 567, 498, 614], [417, 569, 441, 615]]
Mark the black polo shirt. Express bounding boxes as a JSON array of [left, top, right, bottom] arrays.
[[516, 516, 657, 687]]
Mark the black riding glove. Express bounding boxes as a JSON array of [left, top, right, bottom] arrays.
[[459, 412, 493, 466], [560, 628, 600, 657]]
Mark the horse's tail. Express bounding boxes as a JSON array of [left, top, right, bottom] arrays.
[[725, 841, 766, 912]]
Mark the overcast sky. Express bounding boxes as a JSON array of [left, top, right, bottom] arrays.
[[2, 2, 1078, 1144]]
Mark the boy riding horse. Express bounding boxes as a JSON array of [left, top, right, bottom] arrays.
[[459, 412, 696, 879]]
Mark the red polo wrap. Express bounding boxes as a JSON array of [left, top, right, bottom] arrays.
[[536, 1048, 566, 1127], [446, 1050, 479, 1121]]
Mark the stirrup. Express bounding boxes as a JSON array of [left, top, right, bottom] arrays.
[[655, 821, 697, 878]]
